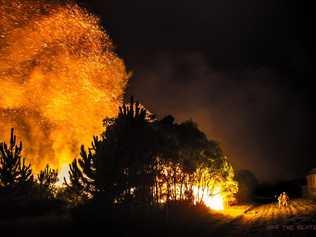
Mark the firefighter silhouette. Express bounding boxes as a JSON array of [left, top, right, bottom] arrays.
[[278, 192, 289, 207]]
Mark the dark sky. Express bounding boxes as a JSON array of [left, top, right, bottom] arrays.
[[79, 0, 314, 182]]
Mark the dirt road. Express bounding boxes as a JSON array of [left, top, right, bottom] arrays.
[[213, 199, 316, 237]]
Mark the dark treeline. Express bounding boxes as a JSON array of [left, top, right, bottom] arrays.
[[0, 98, 237, 236], [63, 97, 236, 207]]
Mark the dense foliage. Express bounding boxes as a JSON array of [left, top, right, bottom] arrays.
[[0, 98, 237, 215], [65, 98, 238, 207]]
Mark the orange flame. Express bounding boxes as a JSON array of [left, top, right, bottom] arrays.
[[193, 185, 224, 210], [0, 0, 128, 177], [155, 163, 237, 211]]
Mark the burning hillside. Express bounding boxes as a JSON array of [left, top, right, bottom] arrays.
[[0, 0, 128, 176], [0, 1, 238, 211]]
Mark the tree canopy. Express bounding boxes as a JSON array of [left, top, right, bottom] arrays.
[[65, 98, 238, 207]]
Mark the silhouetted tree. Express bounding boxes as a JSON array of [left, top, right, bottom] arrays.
[[37, 165, 58, 199], [66, 97, 158, 206], [153, 117, 226, 202], [97, 97, 158, 205], [65, 98, 238, 208], [0, 128, 33, 198], [64, 143, 97, 204]]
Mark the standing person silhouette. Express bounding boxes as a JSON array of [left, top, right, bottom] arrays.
[[278, 192, 289, 207]]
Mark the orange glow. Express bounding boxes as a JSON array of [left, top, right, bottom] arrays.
[[0, 0, 128, 178], [193, 185, 224, 210], [155, 163, 238, 211]]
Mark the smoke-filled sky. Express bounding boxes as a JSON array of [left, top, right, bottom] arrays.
[[80, 0, 314, 182]]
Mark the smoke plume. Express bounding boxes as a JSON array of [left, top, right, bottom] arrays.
[[128, 52, 311, 181]]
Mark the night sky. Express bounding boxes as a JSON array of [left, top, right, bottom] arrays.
[[79, 0, 314, 182]]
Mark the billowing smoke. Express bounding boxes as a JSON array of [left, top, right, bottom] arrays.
[[0, 0, 128, 176], [128, 52, 311, 182]]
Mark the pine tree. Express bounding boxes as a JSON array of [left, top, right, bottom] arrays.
[[0, 128, 33, 197], [65, 97, 158, 206], [37, 165, 58, 199], [98, 97, 157, 205], [64, 142, 97, 204]]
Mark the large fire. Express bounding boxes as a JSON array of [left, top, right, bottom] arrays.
[[155, 163, 238, 211], [193, 185, 224, 210], [0, 0, 128, 177]]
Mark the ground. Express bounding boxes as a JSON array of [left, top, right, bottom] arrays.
[[1, 199, 316, 236], [212, 199, 316, 237]]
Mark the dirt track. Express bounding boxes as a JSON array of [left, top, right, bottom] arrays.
[[213, 199, 316, 237]]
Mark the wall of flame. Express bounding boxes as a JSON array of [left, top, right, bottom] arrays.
[[0, 0, 128, 176]]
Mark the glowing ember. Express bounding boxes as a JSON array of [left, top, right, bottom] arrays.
[[0, 0, 128, 177]]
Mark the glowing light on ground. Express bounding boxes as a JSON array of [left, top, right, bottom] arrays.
[[204, 191, 225, 211], [207, 193, 224, 210], [193, 185, 225, 211]]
